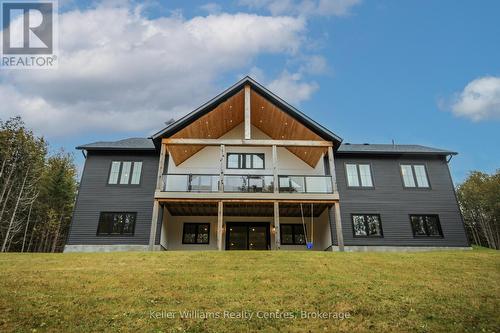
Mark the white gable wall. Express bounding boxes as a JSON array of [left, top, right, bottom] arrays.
[[167, 123, 325, 175]]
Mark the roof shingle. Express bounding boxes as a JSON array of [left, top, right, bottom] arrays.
[[338, 144, 456, 156], [76, 138, 155, 151]]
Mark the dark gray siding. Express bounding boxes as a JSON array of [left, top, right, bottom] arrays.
[[67, 151, 158, 245], [334, 154, 469, 247]]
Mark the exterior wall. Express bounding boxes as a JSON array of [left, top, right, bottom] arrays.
[[160, 208, 332, 251], [334, 154, 469, 247], [167, 124, 325, 175], [66, 150, 159, 247]]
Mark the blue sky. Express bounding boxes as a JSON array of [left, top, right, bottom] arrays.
[[1, 0, 499, 183]]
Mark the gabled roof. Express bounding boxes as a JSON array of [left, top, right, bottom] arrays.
[[151, 76, 342, 144], [76, 138, 155, 151], [338, 144, 457, 156], [76, 139, 457, 157]]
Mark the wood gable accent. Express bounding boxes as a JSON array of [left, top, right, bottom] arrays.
[[167, 89, 244, 165], [250, 90, 327, 167], [165, 86, 329, 167]]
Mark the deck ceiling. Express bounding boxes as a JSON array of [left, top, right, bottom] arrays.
[[250, 90, 327, 167], [166, 88, 327, 167], [167, 89, 245, 165], [164, 202, 328, 217]]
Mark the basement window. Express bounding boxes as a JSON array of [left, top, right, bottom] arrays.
[[97, 212, 136, 236], [107, 161, 143, 185], [227, 153, 265, 169], [280, 224, 306, 245], [352, 214, 383, 237], [410, 215, 443, 237], [182, 223, 210, 244]]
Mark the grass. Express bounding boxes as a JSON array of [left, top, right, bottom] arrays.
[[0, 248, 499, 333]]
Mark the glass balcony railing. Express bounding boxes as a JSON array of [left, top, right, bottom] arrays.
[[278, 175, 333, 193], [163, 174, 219, 192], [161, 174, 333, 194], [223, 175, 274, 193]]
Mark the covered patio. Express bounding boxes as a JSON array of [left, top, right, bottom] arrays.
[[155, 200, 341, 251]]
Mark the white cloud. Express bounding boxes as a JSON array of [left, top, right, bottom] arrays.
[[199, 3, 222, 14], [248, 68, 318, 104], [450, 76, 500, 121], [239, 0, 361, 17], [299, 55, 328, 75], [0, 4, 307, 137], [268, 71, 318, 104]]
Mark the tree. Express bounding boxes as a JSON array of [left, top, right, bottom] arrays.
[[0, 117, 45, 252], [457, 170, 500, 250], [0, 116, 77, 252], [38, 153, 77, 253]]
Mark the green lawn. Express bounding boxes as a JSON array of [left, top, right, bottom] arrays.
[[0, 248, 499, 333]]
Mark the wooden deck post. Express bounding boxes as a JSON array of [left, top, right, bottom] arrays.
[[334, 203, 344, 251], [274, 201, 280, 250], [149, 143, 167, 251], [149, 200, 160, 250], [327, 146, 337, 193], [156, 143, 167, 190], [219, 145, 225, 192], [272, 145, 278, 193], [217, 201, 224, 250], [244, 85, 251, 139]]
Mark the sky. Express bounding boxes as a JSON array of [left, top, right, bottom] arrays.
[[0, 0, 499, 183]]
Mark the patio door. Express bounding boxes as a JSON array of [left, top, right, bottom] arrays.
[[226, 222, 270, 250]]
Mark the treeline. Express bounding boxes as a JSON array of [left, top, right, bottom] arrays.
[[0, 117, 77, 253], [457, 170, 500, 250]]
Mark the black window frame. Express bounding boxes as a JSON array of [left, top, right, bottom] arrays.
[[182, 223, 211, 244], [226, 153, 265, 169], [351, 214, 384, 238], [107, 160, 143, 186], [96, 212, 137, 236], [409, 214, 443, 238], [399, 164, 431, 189], [280, 224, 307, 245], [344, 163, 375, 188]]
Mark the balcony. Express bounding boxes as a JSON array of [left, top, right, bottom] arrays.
[[224, 175, 274, 193], [163, 174, 219, 192], [278, 175, 333, 194], [162, 174, 333, 194]]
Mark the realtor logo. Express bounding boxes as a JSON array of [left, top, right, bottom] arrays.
[[1, 0, 58, 68]]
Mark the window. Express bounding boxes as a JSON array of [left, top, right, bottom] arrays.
[[352, 214, 383, 237], [108, 161, 143, 185], [97, 212, 136, 236], [182, 223, 210, 244], [131, 162, 142, 184], [400, 164, 430, 188], [108, 162, 121, 184], [345, 164, 373, 187], [280, 224, 306, 245], [410, 215, 443, 237], [120, 161, 132, 184], [227, 153, 265, 169]]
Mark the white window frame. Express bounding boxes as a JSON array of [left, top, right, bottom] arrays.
[[400, 164, 430, 189], [108, 161, 143, 185], [345, 163, 374, 188]]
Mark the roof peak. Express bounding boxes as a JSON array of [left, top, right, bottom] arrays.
[[150, 76, 342, 144]]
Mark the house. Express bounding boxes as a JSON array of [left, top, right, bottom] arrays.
[[64, 77, 470, 252]]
